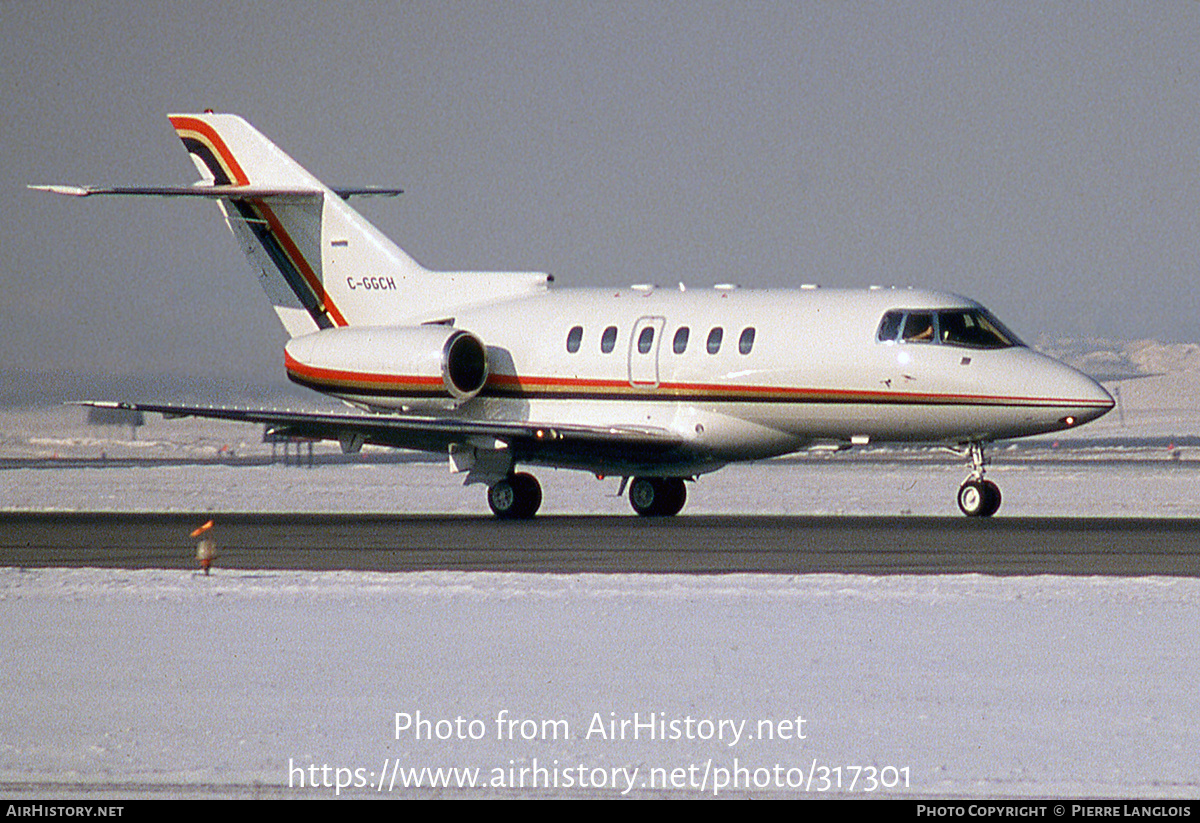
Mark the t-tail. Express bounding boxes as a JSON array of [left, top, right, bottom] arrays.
[[33, 113, 550, 337]]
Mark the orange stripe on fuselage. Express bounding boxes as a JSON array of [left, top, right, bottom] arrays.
[[486, 373, 1108, 406], [285, 355, 1110, 408], [285, 352, 442, 390]]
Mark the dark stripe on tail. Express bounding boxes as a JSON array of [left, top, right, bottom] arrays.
[[181, 137, 335, 330], [180, 138, 233, 185], [233, 200, 334, 329]]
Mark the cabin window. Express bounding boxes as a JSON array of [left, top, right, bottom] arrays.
[[707, 327, 723, 354], [637, 326, 655, 354], [739, 327, 755, 354], [601, 325, 617, 353], [673, 327, 690, 354], [566, 325, 583, 353]]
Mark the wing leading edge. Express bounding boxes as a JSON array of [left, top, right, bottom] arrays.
[[71, 401, 690, 475]]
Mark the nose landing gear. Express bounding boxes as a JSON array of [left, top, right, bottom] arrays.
[[958, 478, 1001, 517], [956, 442, 1001, 517]]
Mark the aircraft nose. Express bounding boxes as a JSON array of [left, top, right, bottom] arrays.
[[1053, 363, 1115, 427]]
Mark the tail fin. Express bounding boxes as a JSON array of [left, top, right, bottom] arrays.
[[33, 113, 552, 336], [169, 113, 429, 336]]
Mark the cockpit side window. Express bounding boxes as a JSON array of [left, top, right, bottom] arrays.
[[902, 313, 936, 343], [939, 310, 1021, 348], [877, 311, 903, 342], [877, 308, 1021, 349]]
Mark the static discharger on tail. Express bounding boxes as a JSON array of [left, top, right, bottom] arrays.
[[35, 113, 1114, 518]]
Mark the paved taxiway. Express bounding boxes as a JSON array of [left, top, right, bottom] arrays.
[[1, 512, 1198, 575]]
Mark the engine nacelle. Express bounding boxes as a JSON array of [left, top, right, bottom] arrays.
[[284, 325, 489, 407]]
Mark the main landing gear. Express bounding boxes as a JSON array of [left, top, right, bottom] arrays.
[[486, 473, 689, 519], [956, 442, 1001, 518], [487, 472, 542, 519], [628, 477, 687, 517]]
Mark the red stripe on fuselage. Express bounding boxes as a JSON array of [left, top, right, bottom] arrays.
[[487, 373, 1109, 407], [284, 355, 1111, 408], [285, 352, 442, 390]]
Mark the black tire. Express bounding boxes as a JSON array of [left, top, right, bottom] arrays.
[[958, 479, 1001, 517], [488, 472, 542, 519], [657, 477, 687, 516], [510, 472, 542, 518], [979, 479, 1001, 517], [629, 477, 660, 516], [629, 477, 687, 517]]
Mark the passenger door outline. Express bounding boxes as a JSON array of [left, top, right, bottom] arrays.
[[628, 316, 665, 388]]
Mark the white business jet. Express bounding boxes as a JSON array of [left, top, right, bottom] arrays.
[[33, 113, 1114, 518]]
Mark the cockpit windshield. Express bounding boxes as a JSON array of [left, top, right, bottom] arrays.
[[876, 308, 1023, 349]]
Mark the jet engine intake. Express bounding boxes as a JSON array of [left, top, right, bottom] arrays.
[[284, 324, 490, 407]]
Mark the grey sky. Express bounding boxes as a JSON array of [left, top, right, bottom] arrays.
[[3, 1, 1199, 386]]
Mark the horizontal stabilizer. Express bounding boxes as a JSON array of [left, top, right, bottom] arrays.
[[31, 184, 401, 200], [330, 187, 404, 199], [29, 184, 325, 200], [36, 112, 549, 337]]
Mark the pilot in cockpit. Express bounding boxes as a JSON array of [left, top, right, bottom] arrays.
[[902, 314, 935, 343]]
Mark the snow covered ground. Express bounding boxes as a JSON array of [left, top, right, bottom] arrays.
[[4, 399, 1200, 518], [5, 450, 1200, 518], [3, 341, 1200, 799], [3, 569, 1199, 799]]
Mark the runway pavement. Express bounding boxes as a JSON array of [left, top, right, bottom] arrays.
[[1, 512, 1198, 575]]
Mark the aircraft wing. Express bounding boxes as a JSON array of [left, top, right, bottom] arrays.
[[70, 401, 688, 467]]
